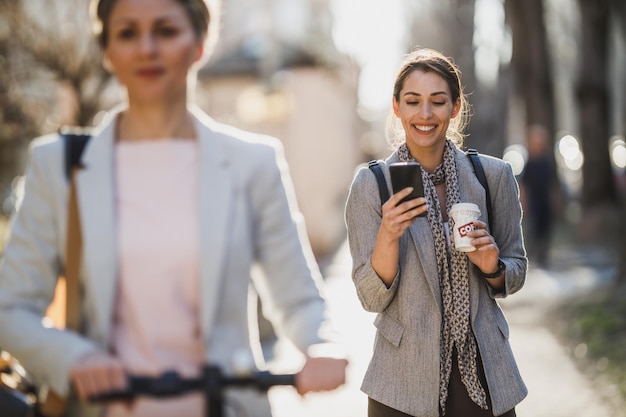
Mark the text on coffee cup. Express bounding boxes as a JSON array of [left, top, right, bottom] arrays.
[[457, 222, 475, 237]]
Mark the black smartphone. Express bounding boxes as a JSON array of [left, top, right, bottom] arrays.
[[389, 162, 425, 215]]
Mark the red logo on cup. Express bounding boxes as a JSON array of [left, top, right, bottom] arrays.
[[458, 222, 474, 237]]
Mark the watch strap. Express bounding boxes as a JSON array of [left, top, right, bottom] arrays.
[[479, 258, 505, 279]]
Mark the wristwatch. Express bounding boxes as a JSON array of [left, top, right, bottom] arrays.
[[479, 258, 505, 279]]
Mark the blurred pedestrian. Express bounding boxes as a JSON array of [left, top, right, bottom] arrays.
[[0, 1, 347, 416], [345, 47, 527, 417], [519, 124, 562, 267]]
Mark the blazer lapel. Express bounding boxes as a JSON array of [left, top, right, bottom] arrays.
[[75, 117, 118, 345], [408, 218, 442, 312], [193, 112, 233, 345]]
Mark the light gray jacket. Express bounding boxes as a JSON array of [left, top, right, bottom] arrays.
[[345, 147, 528, 417], [0, 106, 333, 416]]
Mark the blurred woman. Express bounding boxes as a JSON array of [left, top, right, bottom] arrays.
[[345, 47, 527, 417], [0, 0, 347, 416]]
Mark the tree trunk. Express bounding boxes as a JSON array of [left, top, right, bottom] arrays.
[[609, 0, 626, 134], [445, 0, 508, 157], [448, 0, 477, 99], [454, 0, 509, 157], [575, 0, 621, 256], [504, 0, 556, 140], [576, 0, 616, 209], [608, 0, 626, 285]]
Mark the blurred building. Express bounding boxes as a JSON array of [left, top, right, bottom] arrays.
[[197, 0, 365, 259]]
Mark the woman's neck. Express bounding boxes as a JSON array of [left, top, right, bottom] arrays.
[[407, 142, 446, 172], [117, 100, 195, 141]]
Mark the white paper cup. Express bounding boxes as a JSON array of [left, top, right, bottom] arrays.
[[449, 203, 481, 252]]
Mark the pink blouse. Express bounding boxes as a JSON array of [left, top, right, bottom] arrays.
[[106, 139, 205, 417]]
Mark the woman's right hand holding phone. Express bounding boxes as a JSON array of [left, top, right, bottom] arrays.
[[381, 187, 428, 240], [372, 188, 428, 287]]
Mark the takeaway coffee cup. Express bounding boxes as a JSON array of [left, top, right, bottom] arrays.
[[449, 203, 481, 252]]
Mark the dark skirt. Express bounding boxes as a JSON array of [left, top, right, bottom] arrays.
[[367, 353, 516, 417]]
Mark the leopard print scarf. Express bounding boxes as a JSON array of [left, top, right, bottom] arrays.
[[398, 140, 488, 413]]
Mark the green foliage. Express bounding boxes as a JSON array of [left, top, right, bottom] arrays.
[[556, 289, 626, 399]]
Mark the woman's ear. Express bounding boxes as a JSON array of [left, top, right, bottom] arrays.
[[451, 100, 461, 118], [392, 97, 400, 118], [195, 44, 205, 63]]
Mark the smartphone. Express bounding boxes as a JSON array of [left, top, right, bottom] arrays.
[[389, 162, 426, 215]]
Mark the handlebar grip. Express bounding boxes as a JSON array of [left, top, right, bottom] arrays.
[[223, 371, 296, 390], [254, 371, 296, 389], [88, 371, 203, 403], [88, 390, 134, 403]]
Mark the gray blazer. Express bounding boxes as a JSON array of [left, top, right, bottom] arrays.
[[345, 147, 528, 417], [0, 106, 332, 416]]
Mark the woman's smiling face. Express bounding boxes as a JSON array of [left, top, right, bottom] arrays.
[[393, 69, 460, 156]]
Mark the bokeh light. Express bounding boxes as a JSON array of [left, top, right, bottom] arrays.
[[609, 135, 626, 169], [502, 144, 527, 176], [557, 134, 584, 171]]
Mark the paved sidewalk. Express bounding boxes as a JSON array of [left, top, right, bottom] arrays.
[[500, 245, 625, 417], [267, 241, 625, 417]]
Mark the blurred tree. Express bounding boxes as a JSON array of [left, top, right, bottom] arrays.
[[0, 0, 110, 211], [608, 0, 626, 286], [0, 1, 39, 207], [504, 0, 556, 140], [461, 0, 510, 157], [575, 0, 617, 214], [10, 1, 111, 126], [446, 0, 477, 98]]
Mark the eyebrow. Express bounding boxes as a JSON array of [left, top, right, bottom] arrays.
[[403, 91, 449, 97], [110, 15, 181, 27]]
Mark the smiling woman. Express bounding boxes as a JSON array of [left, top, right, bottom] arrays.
[[345, 47, 528, 417]]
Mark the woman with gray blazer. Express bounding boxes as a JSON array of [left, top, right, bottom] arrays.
[[345, 48, 527, 417], [0, 1, 346, 416]]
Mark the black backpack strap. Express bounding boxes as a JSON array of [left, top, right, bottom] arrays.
[[466, 149, 493, 231], [59, 127, 92, 181], [367, 160, 390, 205]]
